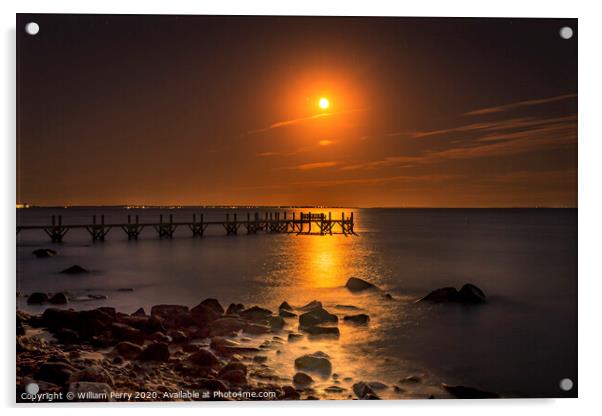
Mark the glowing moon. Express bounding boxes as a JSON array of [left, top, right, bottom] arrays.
[[319, 97, 330, 110]]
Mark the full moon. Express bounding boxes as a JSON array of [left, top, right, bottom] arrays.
[[319, 97, 330, 110]]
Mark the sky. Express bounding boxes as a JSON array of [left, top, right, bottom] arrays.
[[17, 15, 577, 207]]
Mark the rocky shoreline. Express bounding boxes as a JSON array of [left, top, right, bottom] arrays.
[[17, 277, 497, 402]]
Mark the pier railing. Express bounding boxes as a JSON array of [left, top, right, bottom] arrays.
[[16, 211, 356, 242]]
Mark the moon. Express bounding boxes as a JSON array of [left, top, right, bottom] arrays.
[[319, 97, 330, 110]]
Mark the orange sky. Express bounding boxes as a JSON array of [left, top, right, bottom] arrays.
[[17, 15, 577, 207]]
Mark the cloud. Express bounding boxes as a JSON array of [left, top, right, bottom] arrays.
[[244, 108, 368, 136], [463, 93, 577, 116], [288, 161, 339, 170], [291, 174, 461, 188]]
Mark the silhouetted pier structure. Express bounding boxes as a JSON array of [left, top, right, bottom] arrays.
[[16, 211, 355, 243]]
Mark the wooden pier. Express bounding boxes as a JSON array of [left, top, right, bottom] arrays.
[[16, 211, 356, 243]]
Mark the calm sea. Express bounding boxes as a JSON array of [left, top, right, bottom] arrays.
[[16, 207, 577, 398]]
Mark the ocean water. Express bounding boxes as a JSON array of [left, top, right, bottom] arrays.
[[16, 207, 577, 398]]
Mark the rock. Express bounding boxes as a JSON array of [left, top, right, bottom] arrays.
[[132, 307, 146, 316], [60, 265, 89, 274], [151, 304, 193, 328], [279, 301, 293, 311], [298, 300, 322, 311], [112, 356, 124, 365], [334, 304, 360, 310], [149, 331, 171, 343], [281, 385, 300, 400], [353, 381, 380, 399], [293, 372, 314, 386], [244, 323, 271, 335], [345, 277, 377, 292], [218, 370, 247, 385], [32, 248, 57, 258], [225, 303, 245, 315], [17, 314, 25, 336], [299, 307, 338, 327], [27, 292, 48, 305], [442, 383, 499, 399], [301, 326, 340, 337], [35, 362, 77, 385], [268, 315, 285, 331], [325, 385, 346, 393], [279, 309, 297, 318], [288, 333, 303, 342], [458, 283, 486, 304], [66, 382, 112, 401], [209, 317, 247, 336], [343, 314, 370, 325], [384, 293, 394, 300], [168, 330, 188, 343], [49, 292, 68, 304], [400, 375, 421, 383], [114, 341, 144, 359], [111, 322, 145, 344], [55, 328, 80, 344], [139, 342, 170, 362], [253, 355, 268, 363], [219, 362, 248, 376], [367, 381, 388, 390], [188, 349, 220, 368], [194, 298, 224, 315], [195, 378, 228, 392], [294, 352, 332, 375], [417, 287, 460, 303], [69, 366, 114, 386], [239, 306, 273, 321]]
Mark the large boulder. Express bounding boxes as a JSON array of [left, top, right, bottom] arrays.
[[299, 307, 338, 328], [294, 352, 332, 376], [209, 317, 247, 336], [27, 292, 48, 305], [418, 284, 486, 304], [298, 300, 322, 311], [114, 341, 143, 359], [417, 287, 460, 303], [345, 277, 377, 292], [110, 323, 145, 345], [458, 284, 486, 304], [193, 298, 224, 315], [49, 292, 68, 305], [293, 372, 314, 387], [239, 306, 273, 322], [225, 303, 245, 315], [150, 304, 192, 328]]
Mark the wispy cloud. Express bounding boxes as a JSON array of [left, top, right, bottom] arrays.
[[244, 108, 368, 136], [291, 174, 461, 188], [463, 93, 577, 116], [288, 161, 339, 170]]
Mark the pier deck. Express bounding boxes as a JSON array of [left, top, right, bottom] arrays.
[[16, 211, 356, 242]]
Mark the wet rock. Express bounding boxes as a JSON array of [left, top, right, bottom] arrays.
[[17, 314, 25, 336], [149, 331, 171, 343], [384, 293, 394, 300], [334, 304, 360, 310], [49, 292, 68, 305], [345, 277, 377, 292], [367, 381, 388, 390], [343, 314, 370, 325], [279, 301, 293, 311], [294, 352, 332, 376], [60, 265, 89, 274], [442, 383, 499, 399], [182, 344, 200, 353], [114, 341, 144, 360], [218, 370, 247, 385], [168, 330, 188, 344], [239, 306, 273, 321], [301, 326, 340, 337], [194, 298, 225, 315], [209, 317, 246, 336], [293, 372, 314, 386], [299, 307, 338, 327], [112, 356, 124, 365], [111, 323, 145, 344], [132, 307, 146, 317], [268, 315, 285, 331], [225, 303, 245, 315], [55, 328, 80, 344], [139, 342, 170, 362], [195, 378, 228, 392], [32, 248, 57, 258], [35, 361, 77, 385], [188, 349, 220, 368], [400, 375, 421, 383], [69, 366, 114, 386], [353, 381, 380, 399], [219, 361, 248, 376], [279, 309, 297, 318], [66, 382, 112, 401], [244, 323, 271, 335], [298, 300, 322, 311], [325, 385, 346, 393], [27, 292, 48, 305], [458, 283, 486, 304], [281, 385, 300, 400], [253, 355, 268, 364], [417, 287, 460, 303], [151, 304, 192, 328], [288, 333, 303, 342]]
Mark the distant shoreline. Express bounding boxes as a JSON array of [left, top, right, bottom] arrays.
[[16, 205, 578, 210]]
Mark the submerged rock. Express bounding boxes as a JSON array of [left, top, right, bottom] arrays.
[[60, 265, 89, 274], [301, 326, 340, 337], [279, 309, 297, 318], [418, 284, 486, 304], [27, 292, 48, 305], [49, 292, 68, 305], [239, 306, 273, 321], [343, 314, 370, 325], [334, 304, 360, 310], [294, 352, 332, 375], [345, 277, 377, 292], [279, 301, 293, 311], [458, 283, 487, 304], [353, 381, 380, 399], [288, 333, 303, 342], [194, 298, 224, 315], [298, 300, 322, 311], [225, 303, 245, 315], [442, 383, 499, 399], [132, 307, 146, 317], [32, 248, 57, 258]]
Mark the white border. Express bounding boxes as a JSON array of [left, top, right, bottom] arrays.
[[2, 1, 601, 415]]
